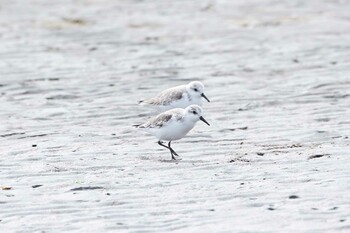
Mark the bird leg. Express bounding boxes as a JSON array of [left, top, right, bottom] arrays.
[[158, 141, 179, 160], [168, 141, 179, 157]]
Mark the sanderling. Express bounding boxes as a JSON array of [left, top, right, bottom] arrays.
[[134, 105, 210, 160], [139, 81, 210, 111]]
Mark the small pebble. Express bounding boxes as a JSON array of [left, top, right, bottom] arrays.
[[308, 154, 328, 160]]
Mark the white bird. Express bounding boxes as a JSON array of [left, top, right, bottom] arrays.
[[135, 105, 210, 160], [139, 81, 210, 111]]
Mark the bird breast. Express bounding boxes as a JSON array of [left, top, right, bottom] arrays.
[[158, 119, 195, 141]]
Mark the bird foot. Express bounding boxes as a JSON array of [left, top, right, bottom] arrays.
[[171, 157, 182, 161]]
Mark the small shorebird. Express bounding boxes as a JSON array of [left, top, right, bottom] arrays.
[[139, 81, 210, 111], [134, 105, 210, 160]]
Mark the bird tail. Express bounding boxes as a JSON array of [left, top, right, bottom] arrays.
[[139, 99, 156, 106], [138, 100, 149, 106], [132, 124, 146, 128]]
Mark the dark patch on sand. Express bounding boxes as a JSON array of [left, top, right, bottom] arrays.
[[308, 154, 330, 160], [70, 187, 104, 191]]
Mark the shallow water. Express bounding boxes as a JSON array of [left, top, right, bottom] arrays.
[[1, 0, 350, 232]]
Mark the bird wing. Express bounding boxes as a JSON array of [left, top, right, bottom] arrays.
[[139, 109, 183, 128], [142, 86, 186, 105]]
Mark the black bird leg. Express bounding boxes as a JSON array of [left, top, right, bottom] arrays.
[[168, 141, 179, 157], [158, 141, 179, 160]]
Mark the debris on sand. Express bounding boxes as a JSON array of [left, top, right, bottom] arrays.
[[229, 157, 250, 163], [289, 195, 299, 199], [308, 154, 330, 160], [70, 187, 104, 191]]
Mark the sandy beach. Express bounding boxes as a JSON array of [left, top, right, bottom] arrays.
[[1, 0, 350, 232]]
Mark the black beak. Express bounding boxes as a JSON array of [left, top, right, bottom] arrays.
[[201, 93, 210, 102], [199, 116, 210, 126]]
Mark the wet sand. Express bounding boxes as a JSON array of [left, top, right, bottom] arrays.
[[1, 0, 350, 232]]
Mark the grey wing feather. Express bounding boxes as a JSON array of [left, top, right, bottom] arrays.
[[138, 109, 183, 128], [143, 86, 186, 105], [139, 113, 173, 129]]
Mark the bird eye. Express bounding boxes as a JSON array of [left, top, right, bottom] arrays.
[[194, 88, 198, 92], [192, 111, 197, 114]]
